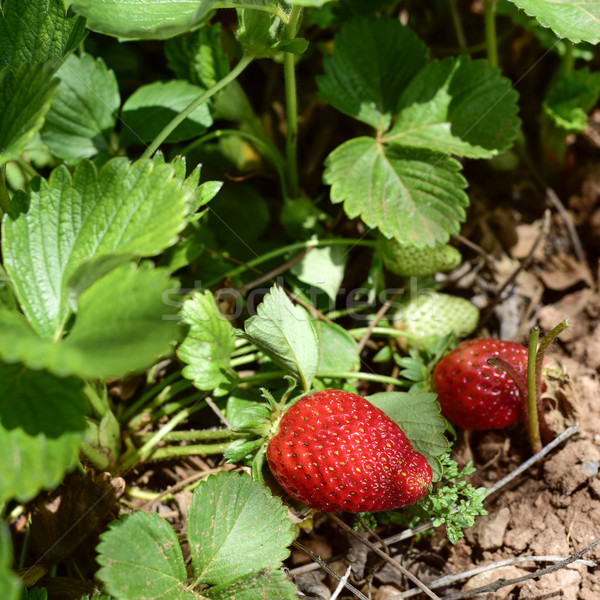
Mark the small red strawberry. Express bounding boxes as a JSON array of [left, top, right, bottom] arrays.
[[266, 389, 432, 513], [433, 338, 530, 430]]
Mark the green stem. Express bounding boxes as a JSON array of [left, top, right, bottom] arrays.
[[484, 0, 498, 68], [325, 305, 373, 320], [282, 5, 302, 197], [448, 0, 467, 50], [204, 237, 376, 288], [526, 328, 542, 453], [317, 371, 408, 386], [239, 369, 407, 387], [135, 428, 238, 442], [146, 442, 231, 460], [83, 380, 110, 419], [125, 379, 194, 428], [120, 406, 193, 470], [348, 326, 415, 341], [230, 352, 263, 368], [120, 371, 182, 422], [149, 392, 206, 422], [141, 54, 254, 159], [561, 42, 575, 78], [16, 158, 38, 179]]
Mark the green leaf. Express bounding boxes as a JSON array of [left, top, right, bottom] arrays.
[[312, 320, 360, 374], [188, 471, 294, 585], [508, 0, 600, 44], [41, 53, 120, 164], [389, 56, 520, 158], [291, 244, 347, 302], [0, 0, 86, 69], [2, 157, 191, 338], [70, 0, 215, 40], [543, 68, 600, 132], [0, 62, 59, 167], [324, 137, 468, 247], [97, 512, 200, 600], [205, 570, 296, 600], [0, 522, 22, 600], [121, 80, 213, 144], [166, 24, 229, 89], [240, 285, 319, 391], [0, 362, 86, 504], [178, 291, 238, 394], [0, 263, 180, 379], [317, 16, 427, 130], [366, 391, 448, 479], [497, 0, 595, 59]]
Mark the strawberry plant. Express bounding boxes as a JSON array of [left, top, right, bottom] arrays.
[[1, 0, 598, 598]]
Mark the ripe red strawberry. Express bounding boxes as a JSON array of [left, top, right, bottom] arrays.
[[433, 338, 529, 430], [266, 389, 432, 513]]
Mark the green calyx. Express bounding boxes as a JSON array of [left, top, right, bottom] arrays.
[[377, 236, 462, 277], [223, 377, 298, 481]]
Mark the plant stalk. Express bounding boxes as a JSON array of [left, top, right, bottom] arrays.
[[448, 0, 467, 50], [484, 0, 498, 68], [120, 406, 192, 470], [145, 442, 231, 460], [282, 5, 302, 197], [526, 328, 543, 453], [141, 53, 254, 159]]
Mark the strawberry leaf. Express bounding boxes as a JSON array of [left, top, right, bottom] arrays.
[[239, 285, 319, 391], [70, 0, 214, 40], [291, 245, 347, 302], [366, 391, 448, 480], [325, 138, 468, 247], [319, 17, 520, 246], [317, 17, 427, 130], [2, 157, 191, 339], [389, 56, 520, 158], [188, 471, 294, 587], [205, 570, 295, 600], [0, 362, 86, 504], [0, 62, 59, 168], [96, 512, 198, 600], [543, 67, 600, 132], [41, 53, 120, 164], [178, 291, 239, 395], [313, 319, 360, 374], [508, 0, 600, 44], [0, 0, 86, 69], [121, 80, 212, 145], [0, 263, 180, 379]]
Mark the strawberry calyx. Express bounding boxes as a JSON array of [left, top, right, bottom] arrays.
[[223, 377, 299, 483]]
